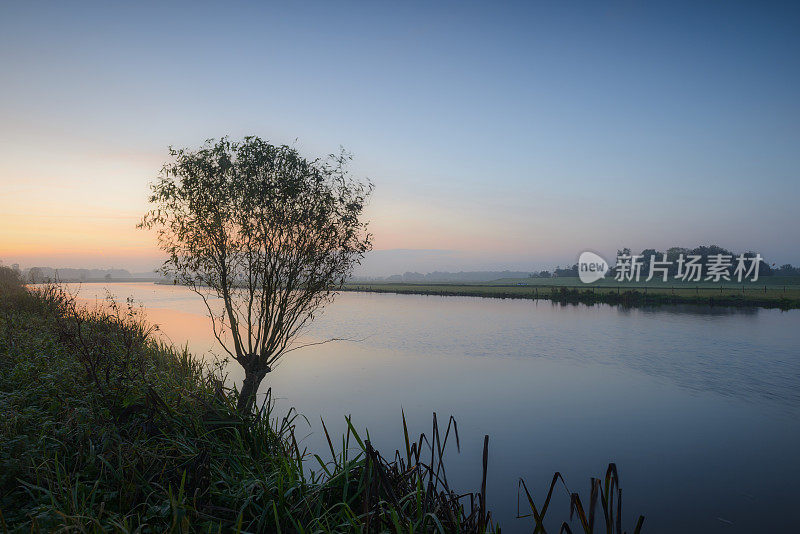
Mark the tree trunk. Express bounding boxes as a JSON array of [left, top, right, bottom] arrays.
[[236, 366, 270, 415]]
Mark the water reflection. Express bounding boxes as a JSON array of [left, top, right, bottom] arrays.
[[549, 299, 763, 316], [300, 294, 800, 413]]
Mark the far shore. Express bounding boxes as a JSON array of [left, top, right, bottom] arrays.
[[341, 278, 800, 310]]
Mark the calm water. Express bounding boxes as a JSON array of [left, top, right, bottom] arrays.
[[68, 282, 800, 533]]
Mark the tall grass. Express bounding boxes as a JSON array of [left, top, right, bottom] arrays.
[[518, 464, 644, 534], [0, 270, 644, 532]]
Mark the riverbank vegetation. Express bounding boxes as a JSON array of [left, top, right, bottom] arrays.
[[0, 269, 643, 532], [344, 280, 800, 310]]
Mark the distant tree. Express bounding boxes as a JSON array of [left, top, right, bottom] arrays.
[[0, 265, 24, 295], [665, 247, 689, 276], [774, 264, 800, 276], [740, 250, 772, 277], [140, 137, 372, 414], [639, 248, 658, 276], [689, 245, 733, 278], [28, 267, 42, 284], [611, 248, 632, 279], [553, 264, 578, 278]]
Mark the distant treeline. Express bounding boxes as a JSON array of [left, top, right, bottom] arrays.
[[1, 265, 135, 283], [541, 245, 798, 279]]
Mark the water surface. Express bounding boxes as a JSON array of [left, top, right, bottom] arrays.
[[69, 282, 800, 533]]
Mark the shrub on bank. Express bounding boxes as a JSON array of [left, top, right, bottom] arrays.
[[0, 276, 494, 532]]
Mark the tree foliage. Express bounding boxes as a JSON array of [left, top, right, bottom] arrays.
[[140, 137, 372, 411]]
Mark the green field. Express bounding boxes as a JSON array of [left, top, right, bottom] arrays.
[[344, 276, 800, 309]]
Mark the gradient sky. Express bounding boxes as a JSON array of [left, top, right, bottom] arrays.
[[1, 1, 798, 275]]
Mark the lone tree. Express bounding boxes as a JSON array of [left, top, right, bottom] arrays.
[[140, 137, 372, 413]]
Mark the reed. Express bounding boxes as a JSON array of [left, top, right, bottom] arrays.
[[517, 464, 644, 534]]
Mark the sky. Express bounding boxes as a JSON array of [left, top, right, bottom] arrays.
[[1, 1, 798, 275]]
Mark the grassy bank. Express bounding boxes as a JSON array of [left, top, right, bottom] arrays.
[[0, 269, 643, 533], [344, 280, 800, 310]]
